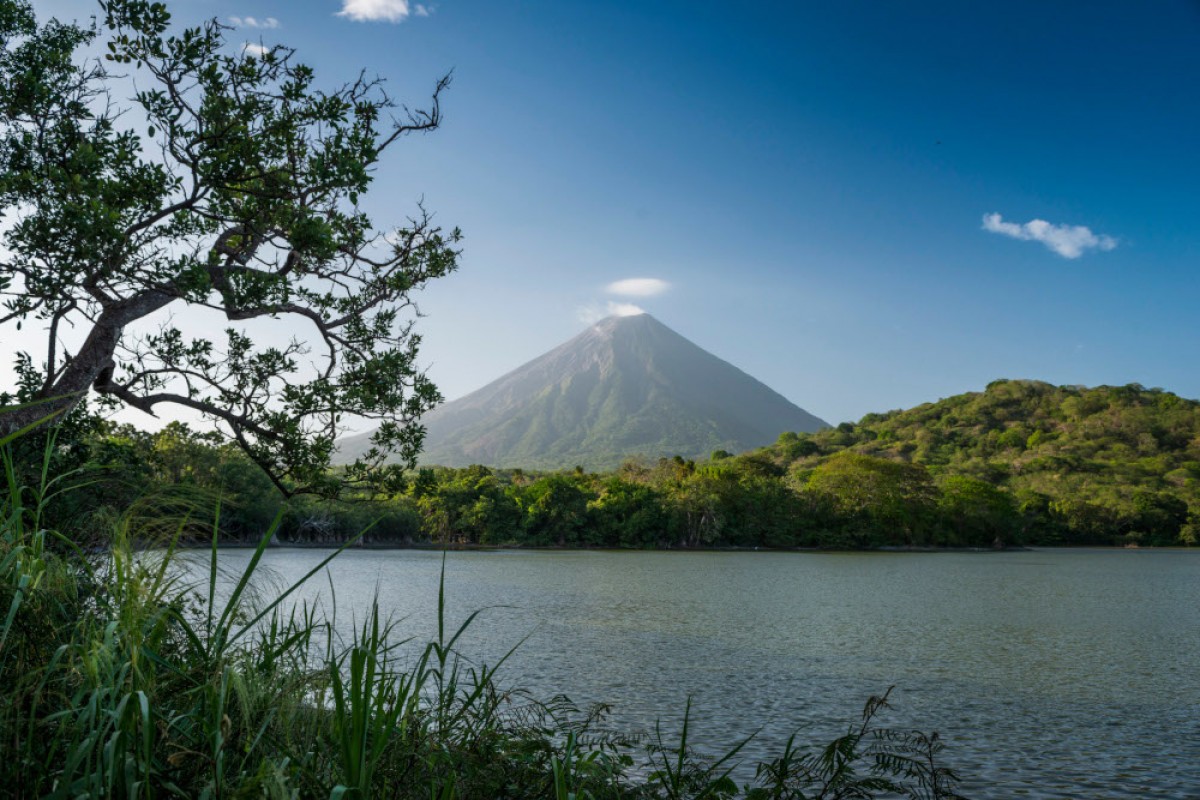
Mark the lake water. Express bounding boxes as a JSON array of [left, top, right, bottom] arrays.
[[208, 547, 1200, 798]]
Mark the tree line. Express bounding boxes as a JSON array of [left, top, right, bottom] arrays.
[[23, 378, 1200, 549]]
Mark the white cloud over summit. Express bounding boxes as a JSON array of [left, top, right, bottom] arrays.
[[575, 276, 666, 324], [337, 0, 433, 22], [608, 302, 646, 316], [982, 213, 1117, 259], [576, 301, 646, 325], [606, 277, 669, 297]]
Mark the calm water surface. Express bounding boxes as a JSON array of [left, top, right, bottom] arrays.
[[209, 547, 1200, 798]]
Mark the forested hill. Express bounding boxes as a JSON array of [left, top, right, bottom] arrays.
[[756, 379, 1200, 543]]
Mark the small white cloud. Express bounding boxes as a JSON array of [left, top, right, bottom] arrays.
[[608, 302, 645, 317], [982, 213, 1117, 259], [338, 0, 413, 22], [242, 42, 270, 57], [230, 16, 279, 29], [576, 301, 647, 325], [414, 4, 433, 16], [606, 277, 670, 297]]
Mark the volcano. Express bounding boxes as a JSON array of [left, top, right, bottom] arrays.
[[338, 313, 828, 470]]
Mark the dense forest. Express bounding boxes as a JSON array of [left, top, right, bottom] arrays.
[[25, 379, 1200, 550]]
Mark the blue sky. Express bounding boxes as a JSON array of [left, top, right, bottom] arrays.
[[24, 1, 1200, 425]]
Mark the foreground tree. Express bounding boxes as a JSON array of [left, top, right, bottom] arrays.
[[0, 0, 459, 494]]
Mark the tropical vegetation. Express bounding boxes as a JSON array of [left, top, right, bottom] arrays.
[[12, 380, 1199, 552]]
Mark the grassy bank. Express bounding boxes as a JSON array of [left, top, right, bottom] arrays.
[[0, 447, 967, 799]]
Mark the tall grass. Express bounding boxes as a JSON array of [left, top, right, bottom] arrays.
[[0, 428, 967, 799]]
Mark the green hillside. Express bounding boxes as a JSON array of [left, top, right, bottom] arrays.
[[757, 379, 1200, 545]]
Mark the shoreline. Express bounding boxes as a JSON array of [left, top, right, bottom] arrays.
[[190, 541, 1042, 553]]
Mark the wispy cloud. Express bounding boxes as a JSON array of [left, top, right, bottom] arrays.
[[241, 42, 270, 57], [230, 16, 279, 29], [608, 302, 645, 317], [337, 0, 420, 22], [606, 277, 670, 297], [577, 301, 646, 325], [982, 213, 1117, 259]]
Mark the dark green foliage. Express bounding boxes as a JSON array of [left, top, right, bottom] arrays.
[[23, 379, 1200, 550], [412, 465, 522, 545], [745, 689, 966, 800], [313, 380, 1200, 549], [429, 379, 1197, 549], [756, 380, 1200, 547], [936, 476, 1020, 548], [588, 475, 669, 548], [805, 453, 938, 547], [520, 473, 592, 546]]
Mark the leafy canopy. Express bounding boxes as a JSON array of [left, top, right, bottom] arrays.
[[0, 0, 459, 495]]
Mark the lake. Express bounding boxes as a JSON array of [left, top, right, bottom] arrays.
[[207, 547, 1200, 798]]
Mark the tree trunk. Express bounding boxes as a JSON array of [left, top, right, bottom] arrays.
[[0, 290, 174, 436]]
